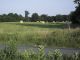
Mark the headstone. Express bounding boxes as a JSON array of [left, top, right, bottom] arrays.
[[66, 21, 71, 30], [40, 21, 45, 24], [53, 21, 55, 23], [20, 20, 23, 23]]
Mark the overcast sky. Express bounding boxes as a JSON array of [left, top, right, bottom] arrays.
[[0, 0, 76, 16]]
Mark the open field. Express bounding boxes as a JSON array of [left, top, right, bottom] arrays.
[[0, 22, 80, 48]]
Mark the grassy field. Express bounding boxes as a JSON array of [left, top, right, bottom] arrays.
[[0, 22, 80, 48]]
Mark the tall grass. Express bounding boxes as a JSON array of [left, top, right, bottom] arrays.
[[0, 29, 80, 47], [0, 22, 80, 47], [0, 43, 80, 60]]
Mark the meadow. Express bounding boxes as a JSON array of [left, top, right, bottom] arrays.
[[0, 22, 80, 48]]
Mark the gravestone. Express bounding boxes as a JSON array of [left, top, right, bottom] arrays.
[[20, 20, 23, 23]]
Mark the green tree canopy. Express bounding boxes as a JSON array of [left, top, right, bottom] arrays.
[[70, 0, 80, 25], [40, 14, 48, 22], [31, 13, 39, 22], [0, 13, 24, 22]]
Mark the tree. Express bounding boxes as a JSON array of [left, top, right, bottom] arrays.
[[74, 0, 80, 4], [0, 13, 24, 22], [1, 14, 8, 22], [25, 11, 29, 22], [62, 15, 69, 22], [55, 15, 63, 22], [31, 13, 39, 22], [47, 16, 54, 22], [70, 0, 80, 24], [40, 14, 48, 22]]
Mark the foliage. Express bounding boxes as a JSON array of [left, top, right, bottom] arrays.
[[70, 0, 80, 25], [0, 13, 24, 22], [31, 13, 39, 22], [53, 49, 62, 60], [0, 44, 80, 60], [0, 40, 18, 60], [25, 11, 29, 22], [74, 0, 80, 4], [0, 12, 69, 22], [38, 45, 45, 60]]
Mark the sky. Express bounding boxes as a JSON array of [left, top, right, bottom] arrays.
[[0, 0, 76, 17]]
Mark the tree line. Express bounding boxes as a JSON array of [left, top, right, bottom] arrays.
[[30, 13, 69, 22], [0, 13, 69, 22], [0, 13, 24, 22], [0, 0, 80, 24]]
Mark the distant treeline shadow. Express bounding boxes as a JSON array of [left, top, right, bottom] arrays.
[[15, 23, 65, 29]]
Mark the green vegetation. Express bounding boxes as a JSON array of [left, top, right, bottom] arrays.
[[0, 12, 68, 22], [0, 44, 80, 60], [0, 22, 80, 48], [70, 0, 80, 25]]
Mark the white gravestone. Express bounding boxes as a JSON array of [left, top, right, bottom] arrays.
[[20, 20, 23, 23]]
